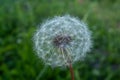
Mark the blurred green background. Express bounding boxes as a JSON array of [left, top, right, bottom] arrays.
[[0, 0, 120, 80]]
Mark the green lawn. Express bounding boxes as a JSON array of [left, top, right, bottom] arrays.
[[0, 0, 120, 80]]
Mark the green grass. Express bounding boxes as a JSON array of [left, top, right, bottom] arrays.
[[0, 0, 120, 80]]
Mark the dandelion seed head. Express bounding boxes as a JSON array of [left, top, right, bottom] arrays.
[[33, 15, 92, 67]]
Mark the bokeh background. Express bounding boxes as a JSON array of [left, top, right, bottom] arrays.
[[0, 0, 120, 80]]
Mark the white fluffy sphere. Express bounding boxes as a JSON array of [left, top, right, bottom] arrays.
[[33, 15, 92, 67]]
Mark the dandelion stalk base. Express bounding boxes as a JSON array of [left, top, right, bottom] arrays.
[[69, 63, 74, 80]]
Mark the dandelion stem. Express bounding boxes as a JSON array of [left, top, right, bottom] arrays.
[[69, 63, 74, 80], [63, 48, 74, 80]]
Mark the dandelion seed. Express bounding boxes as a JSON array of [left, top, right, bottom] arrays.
[[33, 15, 92, 68]]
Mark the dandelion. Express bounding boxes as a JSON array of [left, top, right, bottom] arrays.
[[33, 15, 92, 80]]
